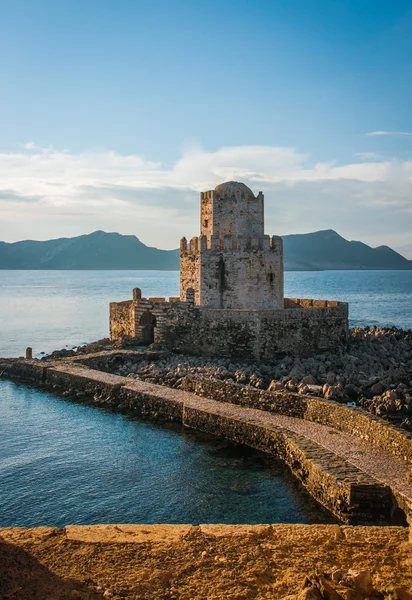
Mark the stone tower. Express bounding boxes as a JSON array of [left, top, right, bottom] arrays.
[[180, 181, 284, 310]]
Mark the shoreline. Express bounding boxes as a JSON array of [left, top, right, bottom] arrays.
[[1, 328, 412, 597], [2, 345, 412, 526]]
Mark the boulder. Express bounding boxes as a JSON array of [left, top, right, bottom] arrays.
[[341, 569, 373, 597], [371, 382, 385, 396], [268, 380, 284, 392], [326, 372, 336, 385], [301, 374, 317, 385]]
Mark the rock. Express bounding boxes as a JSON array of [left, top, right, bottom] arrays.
[[300, 573, 343, 600], [400, 419, 412, 432], [296, 588, 323, 600], [323, 384, 346, 402], [331, 568, 347, 583], [384, 587, 412, 600], [371, 382, 385, 396], [376, 403, 387, 416], [268, 380, 284, 392], [341, 569, 373, 597], [326, 372, 336, 385], [289, 365, 304, 379], [305, 384, 323, 396], [301, 374, 317, 385]]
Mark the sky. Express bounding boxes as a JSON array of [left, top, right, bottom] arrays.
[[0, 0, 411, 257]]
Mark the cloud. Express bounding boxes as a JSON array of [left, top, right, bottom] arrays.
[[0, 189, 43, 203], [366, 131, 412, 137], [0, 143, 411, 256], [353, 152, 383, 160]]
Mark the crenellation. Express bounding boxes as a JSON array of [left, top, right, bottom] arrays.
[[200, 235, 208, 250], [185, 288, 195, 303], [188, 236, 197, 252], [210, 235, 220, 250], [223, 234, 233, 249], [110, 180, 348, 357], [132, 287, 142, 302], [270, 235, 282, 250], [262, 235, 271, 249]]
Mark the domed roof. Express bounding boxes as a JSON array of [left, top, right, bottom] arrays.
[[214, 181, 255, 199]]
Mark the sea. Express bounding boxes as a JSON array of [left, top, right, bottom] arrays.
[[0, 269, 411, 527]]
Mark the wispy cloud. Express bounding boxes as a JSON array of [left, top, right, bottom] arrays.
[[0, 143, 411, 256], [366, 131, 412, 137], [0, 189, 43, 203], [354, 152, 382, 160]]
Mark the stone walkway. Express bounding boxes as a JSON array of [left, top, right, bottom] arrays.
[[161, 387, 412, 513], [3, 357, 412, 520]]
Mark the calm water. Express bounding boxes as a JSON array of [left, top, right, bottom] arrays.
[[0, 269, 411, 358], [0, 269, 411, 527], [0, 380, 335, 527]]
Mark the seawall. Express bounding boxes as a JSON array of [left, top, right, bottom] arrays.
[[2, 356, 412, 525]]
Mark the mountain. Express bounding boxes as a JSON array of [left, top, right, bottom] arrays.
[[282, 229, 412, 271], [0, 231, 179, 270], [0, 229, 410, 270]]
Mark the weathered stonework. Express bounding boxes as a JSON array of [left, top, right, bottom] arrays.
[[181, 182, 283, 309], [109, 181, 349, 358], [0, 356, 402, 524]]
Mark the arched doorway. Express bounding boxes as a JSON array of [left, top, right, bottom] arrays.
[[139, 311, 157, 345]]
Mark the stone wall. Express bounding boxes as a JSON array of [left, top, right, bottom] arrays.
[[175, 373, 412, 467], [181, 403, 392, 524], [198, 235, 284, 310], [200, 186, 264, 239], [305, 398, 412, 465], [180, 237, 201, 305], [180, 183, 284, 310], [109, 300, 134, 340], [178, 374, 307, 417], [179, 235, 284, 309], [157, 302, 348, 360], [0, 357, 395, 524], [108, 293, 348, 359]]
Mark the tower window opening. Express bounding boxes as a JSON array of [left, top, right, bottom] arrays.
[[204, 219, 209, 228]]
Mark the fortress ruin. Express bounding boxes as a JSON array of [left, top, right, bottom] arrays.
[[110, 181, 348, 360]]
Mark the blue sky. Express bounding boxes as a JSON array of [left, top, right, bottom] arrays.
[[1, 0, 411, 256]]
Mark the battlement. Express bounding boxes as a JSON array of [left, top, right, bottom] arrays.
[[130, 288, 197, 308], [200, 189, 264, 201], [110, 288, 348, 358], [284, 298, 347, 310], [180, 234, 283, 254], [110, 179, 347, 355]]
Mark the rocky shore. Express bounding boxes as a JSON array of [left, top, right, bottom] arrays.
[[83, 327, 412, 432]]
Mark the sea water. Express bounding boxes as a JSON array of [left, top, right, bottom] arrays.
[[0, 269, 411, 358], [0, 269, 410, 526]]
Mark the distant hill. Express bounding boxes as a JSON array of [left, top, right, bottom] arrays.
[[0, 231, 179, 270], [0, 229, 410, 271], [282, 229, 412, 271]]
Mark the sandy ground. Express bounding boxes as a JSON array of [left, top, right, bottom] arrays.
[[0, 524, 411, 599]]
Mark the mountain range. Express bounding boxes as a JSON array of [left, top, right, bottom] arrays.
[[0, 229, 410, 271]]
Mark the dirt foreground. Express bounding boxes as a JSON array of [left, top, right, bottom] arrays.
[[0, 524, 411, 599]]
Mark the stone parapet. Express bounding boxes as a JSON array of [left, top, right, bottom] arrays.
[[0, 357, 405, 525], [175, 374, 412, 466]]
